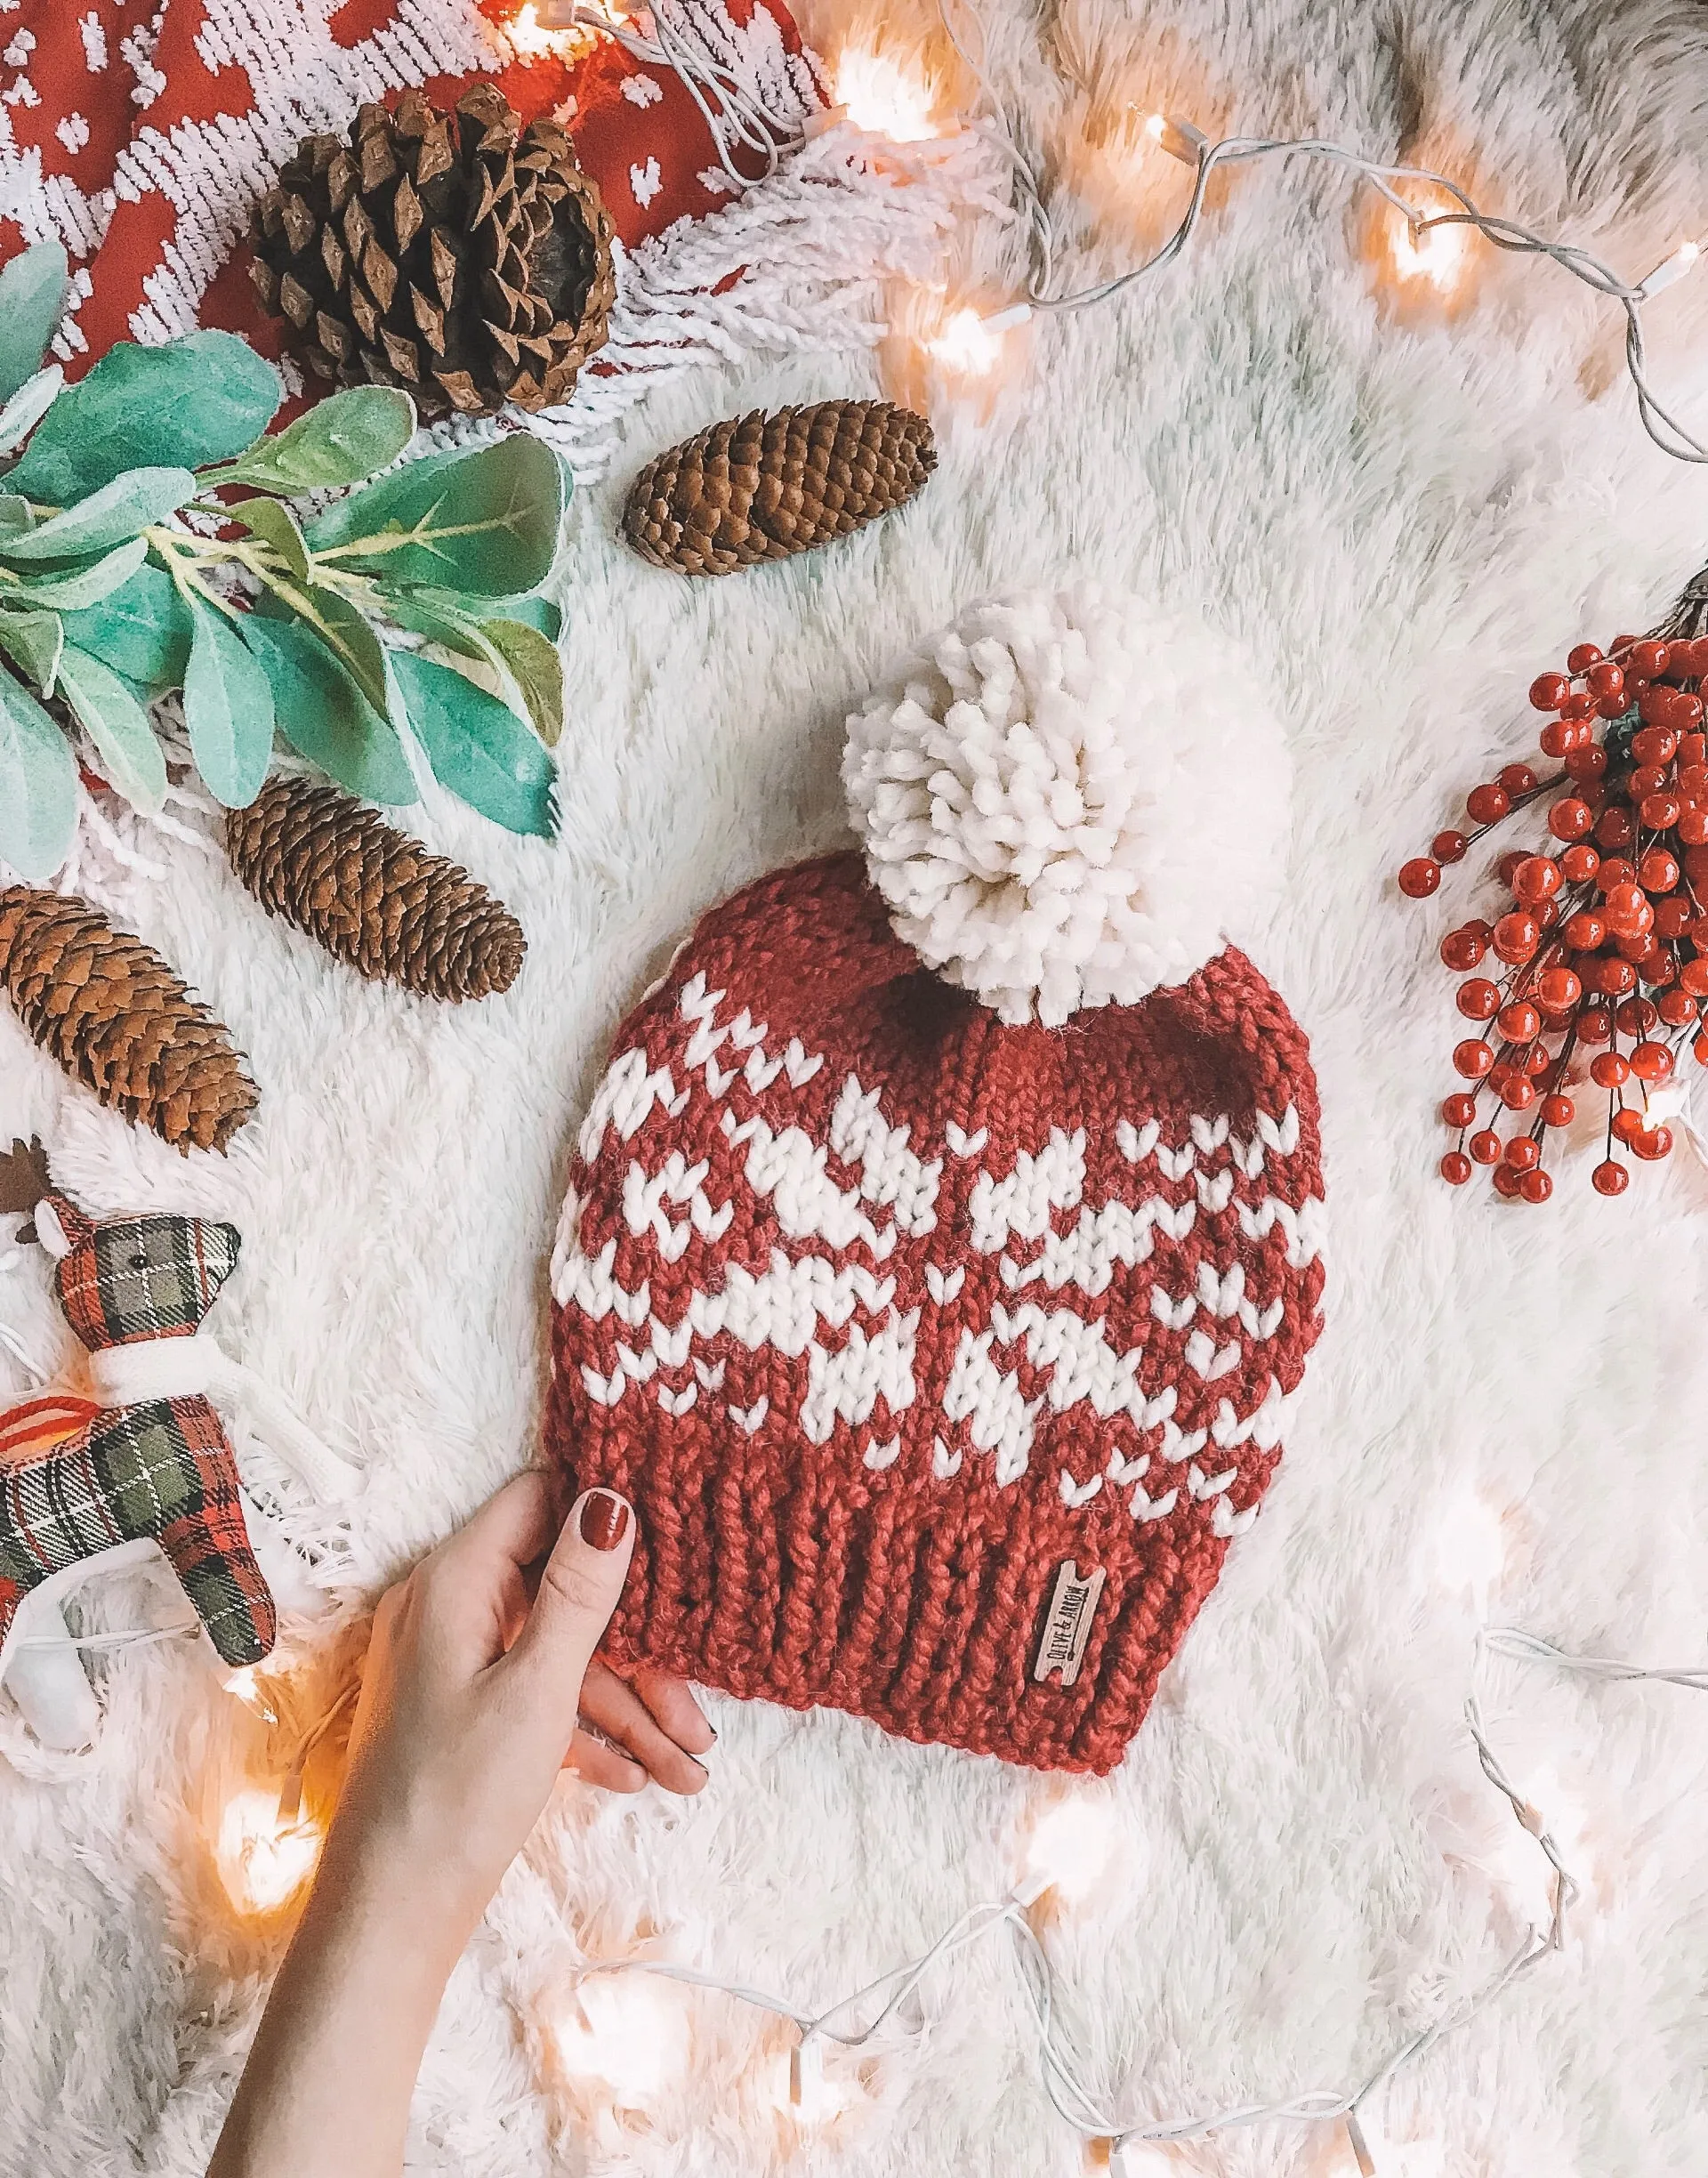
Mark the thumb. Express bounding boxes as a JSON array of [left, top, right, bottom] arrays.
[[508, 1488, 634, 1690]]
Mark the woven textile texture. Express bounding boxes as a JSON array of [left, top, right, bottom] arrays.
[[545, 851, 1325, 1773], [0, 1196, 274, 1668], [0, 0, 820, 372]]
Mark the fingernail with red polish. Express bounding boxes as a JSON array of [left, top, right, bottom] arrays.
[[579, 1489, 630, 1551]]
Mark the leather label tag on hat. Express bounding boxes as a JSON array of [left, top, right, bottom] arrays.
[[1033, 1560, 1106, 1689]]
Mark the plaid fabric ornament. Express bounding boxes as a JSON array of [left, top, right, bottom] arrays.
[[0, 1143, 356, 1747], [0, 1188, 274, 1667]]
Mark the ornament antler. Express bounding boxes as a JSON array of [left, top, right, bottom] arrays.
[[0, 1136, 51, 1234]]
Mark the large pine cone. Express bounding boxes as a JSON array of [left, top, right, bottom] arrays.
[[622, 401, 938, 576], [227, 778, 526, 1002], [0, 890, 258, 1153], [250, 85, 616, 417]]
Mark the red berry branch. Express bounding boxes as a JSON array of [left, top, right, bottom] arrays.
[[1398, 574, 1708, 1201]]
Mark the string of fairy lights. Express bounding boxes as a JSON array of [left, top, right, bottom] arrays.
[[529, 0, 1708, 460], [537, 1625, 1692, 2171], [922, 0, 1708, 462], [1, 7, 1705, 2173]]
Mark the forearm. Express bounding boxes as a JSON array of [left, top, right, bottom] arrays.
[[207, 1841, 466, 2178], [206, 1480, 689, 2175]]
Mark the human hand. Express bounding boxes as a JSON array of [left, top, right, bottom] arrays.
[[211, 1472, 716, 2178], [324, 1472, 713, 1948]]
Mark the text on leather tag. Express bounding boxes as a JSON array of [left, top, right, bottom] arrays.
[[1033, 1560, 1106, 1689]]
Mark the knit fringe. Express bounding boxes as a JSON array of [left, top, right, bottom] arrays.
[[423, 121, 1013, 478]]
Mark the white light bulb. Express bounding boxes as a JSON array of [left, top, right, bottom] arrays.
[[556, 1976, 690, 2106], [834, 49, 939, 141], [1390, 208, 1472, 293], [1352, 2116, 1453, 2178], [215, 1788, 320, 1916], [222, 1665, 279, 1722], [924, 302, 1032, 377], [507, 2, 563, 52], [1130, 112, 1203, 165], [772, 2035, 852, 2125], [1114, 2143, 1180, 2175], [1019, 1794, 1123, 1906], [1639, 237, 1705, 297], [1437, 1488, 1508, 1613]]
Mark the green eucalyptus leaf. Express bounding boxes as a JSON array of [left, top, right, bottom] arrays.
[[182, 598, 274, 808], [0, 608, 63, 693], [240, 612, 415, 806], [391, 647, 555, 837], [383, 589, 520, 702], [493, 591, 561, 641], [10, 334, 281, 504], [4, 536, 150, 609], [479, 616, 563, 746], [0, 366, 62, 456], [212, 386, 416, 491], [306, 432, 564, 597], [233, 496, 310, 582], [257, 577, 390, 716], [56, 641, 167, 815], [0, 497, 32, 536], [0, 466, 193, 562], [383, 592, 559, 745], [397, 582, 562, 634], [57, 565, 192, 690], [0, 668, 76, 879], [303, 442, 466, 542], [0, 243, 69, 407]]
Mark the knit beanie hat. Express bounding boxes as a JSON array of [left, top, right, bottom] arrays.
[[545, 587, 1325, 1775]]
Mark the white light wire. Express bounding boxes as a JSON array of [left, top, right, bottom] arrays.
[[560, 1627, 1704, 2158], [546, 0, 809, 189], [12, 1619, 199, 1654], [936, 0, 1708, 463]]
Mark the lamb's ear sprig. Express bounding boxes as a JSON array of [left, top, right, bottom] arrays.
[[843, 585, 1292, 1027], [0, 238, 569, 886]]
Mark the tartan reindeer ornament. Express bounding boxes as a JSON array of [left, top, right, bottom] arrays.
[[0, 1141, 356, 1750]]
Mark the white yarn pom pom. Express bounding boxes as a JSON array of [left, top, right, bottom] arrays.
[[842, 585, 1292, 1027]]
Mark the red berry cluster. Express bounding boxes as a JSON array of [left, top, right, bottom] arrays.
[[1398, 630, 1708, 1199]]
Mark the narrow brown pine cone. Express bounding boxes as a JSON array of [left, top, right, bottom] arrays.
[[0, 890, 259, 1153], [622, 400, 938, 576], [249, 85, 616, 418], [227, 778, 527, 1002]]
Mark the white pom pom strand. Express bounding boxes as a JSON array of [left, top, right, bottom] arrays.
[[842, 585, 1293, 1027]]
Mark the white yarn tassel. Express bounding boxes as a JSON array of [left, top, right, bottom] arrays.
[[85, 1335, 359, 1502]]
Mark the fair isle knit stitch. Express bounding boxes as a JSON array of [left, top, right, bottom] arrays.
[[544, 851, 1325, 1775]]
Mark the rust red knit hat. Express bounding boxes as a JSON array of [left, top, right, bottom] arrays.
[[544, 588, 1325, 1774]]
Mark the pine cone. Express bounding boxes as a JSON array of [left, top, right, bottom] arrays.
[[0, 891, 259, 1154], [622, 401, 938, 576], [250, 85, 616, 417], [227, 778, 526, 1002]]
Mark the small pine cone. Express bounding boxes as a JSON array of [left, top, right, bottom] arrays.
[[622, 401, 938, 576], [227, 778, 526, 1003], [249, 84, 616, 418], [0, 890, 259, 1153]]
